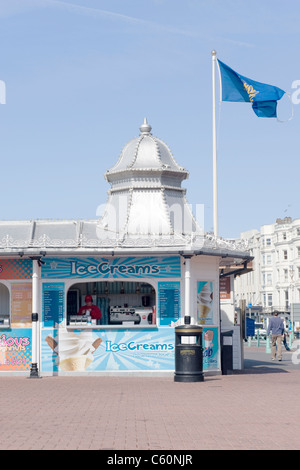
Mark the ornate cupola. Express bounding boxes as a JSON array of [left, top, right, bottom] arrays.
[[96, 119, 203, 247]]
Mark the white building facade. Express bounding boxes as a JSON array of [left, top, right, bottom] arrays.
[[235, 217, 300, 315]]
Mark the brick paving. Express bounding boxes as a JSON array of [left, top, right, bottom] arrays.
[[1, 345, 300, 450]]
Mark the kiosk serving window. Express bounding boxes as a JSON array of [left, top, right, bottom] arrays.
[[67, 281, 156, 327], [0, 283, 10, 327]]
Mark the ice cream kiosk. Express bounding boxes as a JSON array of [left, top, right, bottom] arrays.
[[0, 120, 251, 376]]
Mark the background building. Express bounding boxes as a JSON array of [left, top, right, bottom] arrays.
[[235, 217, 300, 321]]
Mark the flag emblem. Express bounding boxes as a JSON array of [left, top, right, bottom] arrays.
[[217, 59, 285, 118]]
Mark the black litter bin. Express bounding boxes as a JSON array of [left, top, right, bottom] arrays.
[[221, 330, 233, 375], [174, 320, 204, 382]]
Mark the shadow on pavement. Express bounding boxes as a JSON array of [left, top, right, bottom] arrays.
[[239, 358, 290, 374], [233, 346, 298, 374]]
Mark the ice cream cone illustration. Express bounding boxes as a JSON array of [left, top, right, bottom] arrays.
[[45, 330, 102, 371], [92, 337, 102, 350], [197, 282, 213, 325], [198, 305, 211, 324], [59, 356, 89, 371], [45, 335, 58, 352]]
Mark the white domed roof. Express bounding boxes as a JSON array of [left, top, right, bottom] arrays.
[[106, 118, 188, 179], [97, 119, 203, 244]]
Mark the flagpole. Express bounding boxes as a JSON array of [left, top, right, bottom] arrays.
[[211, 50, 218, 237]]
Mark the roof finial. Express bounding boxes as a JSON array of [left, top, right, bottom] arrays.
[[139, 118, 152, 135]]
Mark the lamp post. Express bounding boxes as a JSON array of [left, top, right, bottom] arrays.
[[289, 266, 295, 341]]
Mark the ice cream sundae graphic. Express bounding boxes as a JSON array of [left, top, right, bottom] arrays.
[[197, 282, 213, 325], [203, 329, 214, 358], [45, 329, 102, 371]]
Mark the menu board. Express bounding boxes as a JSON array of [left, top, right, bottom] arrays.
[[220, 277, 231, 302], [43, 283, 65, 327], [11, 283, 32, 326], [158, 282, 180, 326]]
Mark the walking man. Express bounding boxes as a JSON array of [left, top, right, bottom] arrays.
[[267, 311, 284, 361]]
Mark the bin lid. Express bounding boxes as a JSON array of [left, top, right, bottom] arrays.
[[175, 325, 203, 333], [220, 330, 233, 336]]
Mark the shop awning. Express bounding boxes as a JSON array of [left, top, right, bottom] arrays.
[[0, 219, 252, 278]]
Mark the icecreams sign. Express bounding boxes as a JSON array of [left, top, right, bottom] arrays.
[[41, 256, 181, 279], [106, 341, 174, 352], [71, 261, 159, 276]]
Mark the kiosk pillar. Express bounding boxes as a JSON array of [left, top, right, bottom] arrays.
[[29, 257, 41, 378]]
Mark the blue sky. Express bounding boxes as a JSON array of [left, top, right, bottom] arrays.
[[0, 0, 299, 238]]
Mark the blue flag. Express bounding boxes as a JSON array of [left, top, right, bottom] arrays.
[[217, 59, 285, 118]]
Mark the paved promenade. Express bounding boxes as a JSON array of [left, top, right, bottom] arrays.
[[1, 344, 300, 451]]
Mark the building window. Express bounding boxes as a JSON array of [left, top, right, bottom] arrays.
[[267, 273, 272, 285], [298, 267, 300, 279], [285, 290, 289, 309], [297, 247, 300, 257], [283, 232, 287, 240], [267, 294, 273, 307], [297, 228, 300, 236], [266, 238, 271, 246], [284, 269, 288, 281], [267, 254, 272, 265], [283, 250, 288, 260]]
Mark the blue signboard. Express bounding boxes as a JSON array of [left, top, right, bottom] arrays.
[[43, 283, 65, 327], [41, 326, 220, 373], [41, 327, 176, 372], [158, 282, 181, 326], [41, 256, 181, 279], [246, 317, 255, 337]]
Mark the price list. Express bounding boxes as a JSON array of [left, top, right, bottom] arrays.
[[43, 283, 64, 327], [11, 283, 32, 326], [158, 282, 180, 326]]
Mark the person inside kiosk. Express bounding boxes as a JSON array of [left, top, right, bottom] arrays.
[[77, 295, 102, 323], [67, 281, 156, 327]]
